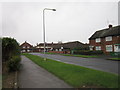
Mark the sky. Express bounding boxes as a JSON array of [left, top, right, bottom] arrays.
[[0, 0, 119, 45]]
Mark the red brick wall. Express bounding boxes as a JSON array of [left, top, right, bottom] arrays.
[[89, 36, 120, 54]]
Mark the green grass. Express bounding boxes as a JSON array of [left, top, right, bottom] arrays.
[[107, 58, 120, 61], [40, 52, 98, 58], [62, 54, 98, 58], [23, 53, 119, 88]]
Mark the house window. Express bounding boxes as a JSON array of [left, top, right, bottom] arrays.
[[27, 50, 30, 52], [27, 46, 30, 48], [56, 49, 58, 51], [22, 50, 25, 52], [114, 44, 120, 52], [96, 38, 101, 42], [105, 36, 112, 41], [23, 46, 25, 48], [106, 45, 113, 52], [59, 49, 62, 51], [89, 46, 94, 50], [95, 46, 101, 50]]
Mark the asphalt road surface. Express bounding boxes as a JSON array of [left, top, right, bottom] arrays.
[[31, 53, 119, 74], [18, 56, 72, 88]]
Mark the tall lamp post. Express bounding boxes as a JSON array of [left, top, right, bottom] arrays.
[[43, 8, 56, 60]]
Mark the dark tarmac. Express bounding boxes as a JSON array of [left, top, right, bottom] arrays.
[[31, 53, 119, 74]]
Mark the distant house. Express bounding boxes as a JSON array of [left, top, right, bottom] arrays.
[[89, 25, 120, 54], [20, 41, 89, 54], [50, 41, 89, 54], [35, 42, 57, 52], [20, 41, 33, 53]]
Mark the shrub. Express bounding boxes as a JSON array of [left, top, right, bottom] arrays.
[[2, 37, 20, 62], [89, 50, 103, 55], [7, 56, 21, 72]]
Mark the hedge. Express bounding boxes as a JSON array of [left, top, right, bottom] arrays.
[[7, 56, 21, 71], [2, 37, 21, 71]]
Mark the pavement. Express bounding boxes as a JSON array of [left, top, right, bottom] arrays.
[[31, 53, 119, 74], [18, 56, 72, 88]]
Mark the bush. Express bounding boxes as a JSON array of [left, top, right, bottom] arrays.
[[2, 37, 20, 62], [7, 56, 21, 72], [73, 50, 103, 55]]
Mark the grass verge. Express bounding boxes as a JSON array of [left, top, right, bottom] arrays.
[[62, 54, 98, 58], [23, 53, 119, 88], [40, 52, 98, 58], [107, 58, 120, 61]]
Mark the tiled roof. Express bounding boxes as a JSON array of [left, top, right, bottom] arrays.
[[89, 25, 120, 40], [52, 41, 87, 49], [20, 41, 33, 47]]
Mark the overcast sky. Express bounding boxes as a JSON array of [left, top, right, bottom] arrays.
[[1, 0, 119, 45]]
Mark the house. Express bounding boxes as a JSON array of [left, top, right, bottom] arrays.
[[49, 42, 65, 54], [50, 41, 89, 54], [35, 42, 57, 52], [20, 41, 33, 53], [89, 25, 120, 54]]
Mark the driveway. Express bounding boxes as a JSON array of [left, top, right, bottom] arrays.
[[31, 53, 119, 74], [18, 56, 72, 88]]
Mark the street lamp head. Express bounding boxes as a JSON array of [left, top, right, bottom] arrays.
[[52, 9, 56, 11]]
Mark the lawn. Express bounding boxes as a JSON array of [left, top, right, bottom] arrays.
[[62, 54, 98, 58], [23, 53, 119, 88], [40, 52, 98, 58], [107, 58, 120, 61]]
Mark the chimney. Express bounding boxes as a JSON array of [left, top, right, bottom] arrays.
[[109, 24, 112, 28]]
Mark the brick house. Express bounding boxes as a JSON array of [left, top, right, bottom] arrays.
[[35, 42, 57, 52], [20, 41, 33, 53], [50, 41, 89, 54], [89, 25, 120, 54]]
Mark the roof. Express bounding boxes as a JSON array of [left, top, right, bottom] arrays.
[[37, 43, 58, 46], [89, 25, 120, 40], [20, 41, 33, 47], [52, 41, 86, 49]]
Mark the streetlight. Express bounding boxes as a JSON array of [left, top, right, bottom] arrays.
[[43, 8, 56, 60]]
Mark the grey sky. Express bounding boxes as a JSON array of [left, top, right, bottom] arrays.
[[1, 0, 119, 45]]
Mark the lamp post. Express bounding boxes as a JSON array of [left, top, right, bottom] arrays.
[[43, 8, 56, 60]]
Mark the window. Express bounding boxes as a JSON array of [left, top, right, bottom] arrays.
[[95, 46, 101, 50], [23, 46, 25, 48], [106, 45, 113, 52], [59, 49, 62, 51], [27, 46, 30, 48], [89, 46, 94, 50], [114, 44, 120, 52], [96, 38, 101, 42], [22, 50, 25, 52], [27, 50, 30, 52], [56, 49, 58, 51], [105, 36, 112, 41]]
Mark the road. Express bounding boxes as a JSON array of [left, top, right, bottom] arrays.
[[18, 56, 72, 88], [31, 53, 119, 74]]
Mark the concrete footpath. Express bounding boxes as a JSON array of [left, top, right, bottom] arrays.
[[18, 56, 72, 88]]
